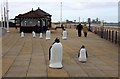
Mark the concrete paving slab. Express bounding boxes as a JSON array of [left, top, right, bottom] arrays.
[[2, 28, 118, 78]]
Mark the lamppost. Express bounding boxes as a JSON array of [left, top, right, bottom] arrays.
[[88, 18, 91, 31]]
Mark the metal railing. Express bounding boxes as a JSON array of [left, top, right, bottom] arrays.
[[91, 26, 119, 45]]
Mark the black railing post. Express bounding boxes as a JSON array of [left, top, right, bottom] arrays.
[[101, 28, 103, 38], [115, 31, 118, 44], [109, 30, 111, 41], [112, 30, 114, 42]]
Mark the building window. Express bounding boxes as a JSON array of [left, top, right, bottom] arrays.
[[30, 21, 32, 26]]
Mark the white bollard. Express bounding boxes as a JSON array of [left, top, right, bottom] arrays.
[[21, 32, 24, 38], [39, 33, 43, 39], [49, 42, 63, 68], [32, 31, 36, 38], [62, 30, 67, 40], [46, 30, 51, 40]]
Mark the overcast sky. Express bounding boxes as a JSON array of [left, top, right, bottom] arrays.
[[1, 0, 119, 22]]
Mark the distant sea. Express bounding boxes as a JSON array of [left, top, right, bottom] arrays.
[[90, 23, 119, 28]]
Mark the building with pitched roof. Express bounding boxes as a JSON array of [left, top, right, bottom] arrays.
[[15, 7, 52, 33]]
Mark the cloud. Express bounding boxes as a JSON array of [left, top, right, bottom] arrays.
[[62, 1, 118, 11], [1, 0, 118, 22], [118, 1, 120, 22], [8, 0, 61, 3], [8, 0, 119, 3]]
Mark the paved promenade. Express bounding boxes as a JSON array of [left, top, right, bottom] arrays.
[[2, 28, 118, 78]]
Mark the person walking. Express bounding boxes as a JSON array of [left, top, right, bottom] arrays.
[[83, 24, 88, 37], [76, 23, 83, 37]]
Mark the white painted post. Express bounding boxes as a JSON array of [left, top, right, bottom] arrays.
[[3, 0, 6, 29], [1, 2, 3, 28], [6, 0, 9, 32]]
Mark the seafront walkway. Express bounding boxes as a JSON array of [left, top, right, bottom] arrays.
[[2, 28, 118, 78]]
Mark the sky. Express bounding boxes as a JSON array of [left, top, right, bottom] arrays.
[[0, 0, 119, 22], [118, 1, 120, 22]]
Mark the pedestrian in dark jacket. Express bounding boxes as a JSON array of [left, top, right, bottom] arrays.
[[76, 23, 83, 37]]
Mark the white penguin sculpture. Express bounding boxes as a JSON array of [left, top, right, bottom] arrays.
[[62, 29, 67, 40], [21, 32, 24, 38], [49, 38, 63, 68], [32, 31, 36, 38], [78, 45, 88, 63], [40, 33, 43, 39], [46, 29, 51, 40]]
